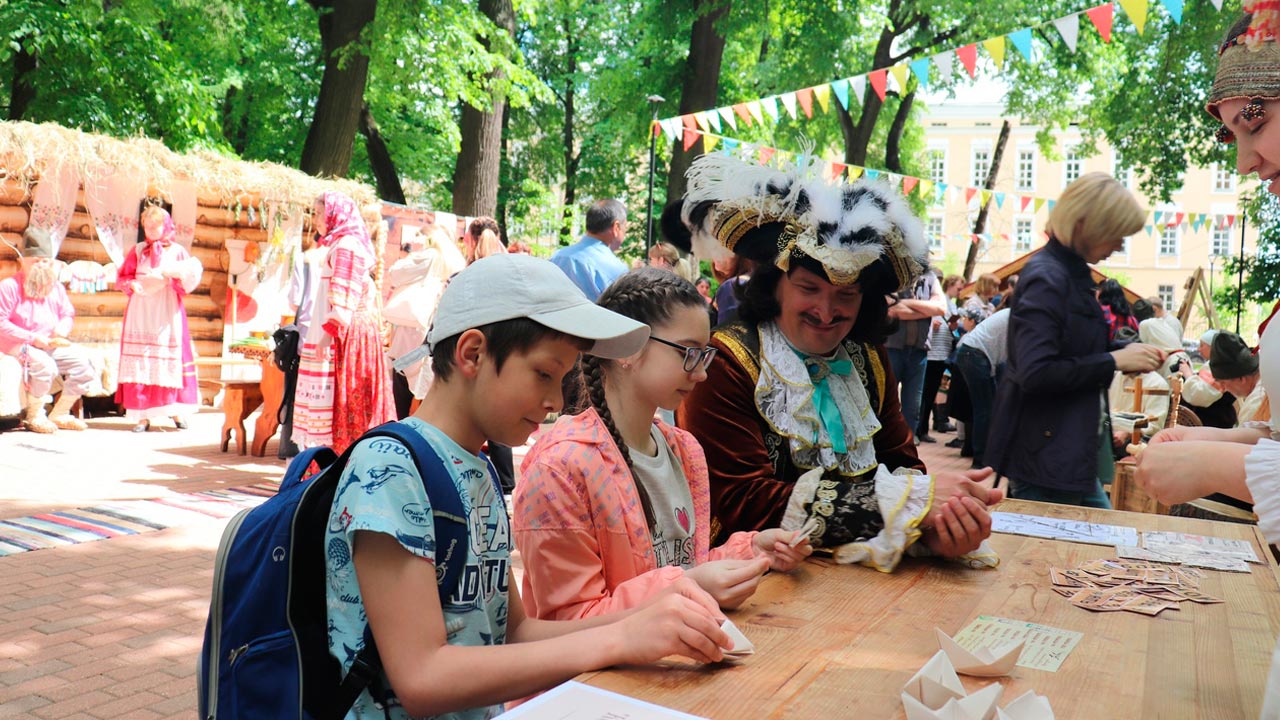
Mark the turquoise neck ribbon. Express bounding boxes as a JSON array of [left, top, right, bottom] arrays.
[[795, 350, 852, 454]]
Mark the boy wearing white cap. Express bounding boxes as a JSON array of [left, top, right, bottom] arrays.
[[324, 253, 730, 719]]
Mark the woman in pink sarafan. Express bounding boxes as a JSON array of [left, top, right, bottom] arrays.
[[291, 191, 394, 454], [115, 205, 203, 432]]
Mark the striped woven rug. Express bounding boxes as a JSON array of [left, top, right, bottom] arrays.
[[0, 483, 279, 557]]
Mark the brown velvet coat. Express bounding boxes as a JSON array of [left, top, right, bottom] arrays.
[[676, 321, 923, 542]]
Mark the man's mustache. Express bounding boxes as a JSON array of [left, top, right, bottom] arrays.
[[800, 313, 851, 325]]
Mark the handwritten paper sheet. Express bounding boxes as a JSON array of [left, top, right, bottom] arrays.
[[1141, 530, 1260, 565], [952, 616, 1083, 673], [496, 681, 708, 720], [991, 512, 1140, 547]]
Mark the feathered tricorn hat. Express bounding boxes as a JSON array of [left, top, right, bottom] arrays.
[[676, 154, 927, 293]]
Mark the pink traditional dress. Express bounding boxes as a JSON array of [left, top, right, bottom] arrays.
[[114, 215, 203, 421], [291, 192, 394, 454]]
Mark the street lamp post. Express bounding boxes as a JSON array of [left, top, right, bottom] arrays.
[[644, 95, 665, 255], [1237, 214, 1247, 335]]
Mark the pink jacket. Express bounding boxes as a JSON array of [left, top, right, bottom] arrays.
[[514, 408, 760, 620], [0, 275, 75, 355]]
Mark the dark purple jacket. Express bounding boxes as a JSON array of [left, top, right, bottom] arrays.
[[985, 238, 1117, 493]]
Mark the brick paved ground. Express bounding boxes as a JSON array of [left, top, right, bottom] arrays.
[[0, 408, 973, 718]]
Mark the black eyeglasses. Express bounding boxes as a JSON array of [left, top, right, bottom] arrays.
[[649, 336, 717, 372]]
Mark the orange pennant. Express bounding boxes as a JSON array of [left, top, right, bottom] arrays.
[[869, 70, 888, 101], [797, 87, 815, 118]]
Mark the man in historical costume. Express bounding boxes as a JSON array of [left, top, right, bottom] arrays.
[[1211, 331, 1269, 425], [0, 228, 96, 433], [674, 155, 1002, 571]]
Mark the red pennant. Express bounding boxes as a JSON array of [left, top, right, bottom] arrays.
[[651, 121, 661, 138], [830, 162, 847, 181], [1086, 4, 1115, 43], [681, 114, 695, 129], [1227, 214, 1237, 227], [869, 70, 888, 101], [1020, 195, 1033, 212], [971, 234, 980, 245], [797, 87, 815, 118], [957, 45, 978, 78], [758, 146, 776, 164], [965, 187, 978, 204], [902, 176, 919, 195], [732, 103, 752, 125], [1174, 212, 1185, 226], [683, 128, 701, 152]]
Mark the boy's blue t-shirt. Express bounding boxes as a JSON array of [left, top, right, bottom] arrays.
[[326, 417, 511, 719]]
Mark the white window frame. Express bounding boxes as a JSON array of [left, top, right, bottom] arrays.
[[1015, 146, 1036, 192], [1212, 221, 1232, 257], [1013, 215, 1035, 254], [1158, 284, 1177, 314], [927, 145, 948, 185], [1212, 163, 1237, 193], [1063, 144, 1082, 187], [971, 142, 993, 188], [927, 213, 945, 251]]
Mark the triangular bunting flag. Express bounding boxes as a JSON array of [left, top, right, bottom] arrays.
[[994, 191, 1006, 208], [910, 58, 932, 88], [659, 119, 678, 142], [982, 37, 1006, 69], [707, 109, 722, 132], [718, 107, 738, 132], [1209, 0, 1223, 8], [965, 187, 978, 203], [832, 79, 850, 111], [1175, 212, 1184, 226], [980, 189, 992, 207], [850, 76, 867, 105], [972, 234, 981, 245], [758, 146, 775, 165], [829, 162, 847, 181], [887, 173, 902, 189], [761, 96, 779, 123], [1009, 28, 1034, 61], [849, 166, 864, 180], [1191, 214, 1202, 232], [812, 84, 832, 113], [919, 179, 934, 198], [1047, 199, 1056, 211], [903, 176, 920, 195], [681, 114, 696, 130], [1227, 214, 1237, 227], [1118, 0, 1149, 35], [723, 138, 739, 150], [732, 103, 753, 126], [796, 87, 815, 118], [704, 134, 721, 152], [1154, 210, 1163, 224], [1087, 3, 1116, 43], [1156, 223, 1167, 234], [1145, 224, 1154, 237], [780, 92, 798, 119], [693, 112, 710, 133], [1162, 0, 1183, 24], [889, 64, 912, 93], [683, 128, 701, 152], [747, 100, 765, 126], [651, 120, 661, 138], [1020, 195, 1033, 212], [866, 169, 881, 180], [957, 44, 979, 78], [869, 69, 889, 101], [934, 51, 955, 81], [1034, 197, 1046, 213], [1054, 13, 1081, 52]]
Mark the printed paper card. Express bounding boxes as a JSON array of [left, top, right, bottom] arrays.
[[952, 616, 1082, 673]]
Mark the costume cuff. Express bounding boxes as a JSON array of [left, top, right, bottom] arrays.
[[1246, 439, 1280, 544], [828, 465, 932, 572]]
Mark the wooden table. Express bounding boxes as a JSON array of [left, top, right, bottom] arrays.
[[222, 346, 285, 457], [580, 500, 1280, 719]]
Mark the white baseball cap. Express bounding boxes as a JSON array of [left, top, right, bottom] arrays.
[[426, 253, 649, 358]]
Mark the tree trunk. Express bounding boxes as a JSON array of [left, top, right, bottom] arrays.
[[220, 85, 251, 156], [560, 20, 579, 242], [963, 120, 1012, 281], [884, 90, 915, 173], [665, 0, 731, 204], [8, 42, 37, 120], [838, 23, 895, 166], [300, 0, 378, 178], [358, 103, 406, 204], [452, 0, 515, 218]]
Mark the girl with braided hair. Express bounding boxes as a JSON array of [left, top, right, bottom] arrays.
[[513, 268, 811, 621]]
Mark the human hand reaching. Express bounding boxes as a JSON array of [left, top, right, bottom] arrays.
[[610, 577, 729, 665], [684, 556, 771, 610], [751, 528, 812, 572]]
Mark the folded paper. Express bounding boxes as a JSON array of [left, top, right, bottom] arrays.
[[936, 628, 1024, 677], [996, 691, 1055, 720], [720, 618, 754, 657]]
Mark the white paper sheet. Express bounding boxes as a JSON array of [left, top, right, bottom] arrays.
[[1141, 530, 1260, 564], [497, 681, 708, 719], [991, 512, 1140, 547]]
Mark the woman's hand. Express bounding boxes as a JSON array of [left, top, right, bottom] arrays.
[[751, 529, 813, 572], [1112, 343, 1165, 373], [921, 496, 992, 557], [684, 557, 771, 610]]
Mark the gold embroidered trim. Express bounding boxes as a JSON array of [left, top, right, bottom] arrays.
[[713, 327, 760, 385], [863, 343, 887, 414]]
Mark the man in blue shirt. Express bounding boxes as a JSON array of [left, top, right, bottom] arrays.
[[551, 199, 630, 300]]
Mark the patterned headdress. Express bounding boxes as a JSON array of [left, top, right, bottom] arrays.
[[1207, 5, 1280, 133], [679, 154, 927, 292]]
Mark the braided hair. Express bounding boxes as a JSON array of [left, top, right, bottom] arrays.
[[584, 267, 705, 530]]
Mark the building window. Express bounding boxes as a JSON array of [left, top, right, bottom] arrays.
[[1016, 149, 1036, 192], [1159, 224, 1179, 257], [927, 215, 945, 250], [1063, 146, 1082, 186], [1014, 217, 1034, 253], [1212, 222, 1232, 256], [1158, 284, 1176, 313], [928, 149, 947, 184], [1213, 164, 1237, 193], [971, 146, 992, 187]]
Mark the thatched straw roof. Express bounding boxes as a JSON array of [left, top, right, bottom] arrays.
[[0, 121, 377, 210]]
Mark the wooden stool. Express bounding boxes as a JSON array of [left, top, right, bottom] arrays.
[[221, 381, 264, 455]]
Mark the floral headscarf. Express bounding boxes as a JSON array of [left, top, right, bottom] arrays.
[[317, 191, 375, 261], [140, 208, 177, 266]]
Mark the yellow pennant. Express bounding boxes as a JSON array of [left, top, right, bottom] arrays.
[[980, 189, 993, 207], [693, 112, 710, 133], [982, 37, 1006, 69], [1034, 197, 1046, 213], [812, 84, 832, 113], [889, 64, 911, 92], [1118, 0, 1149, 35], [703, 134, 721, 152], [849, 166, 864, 180], [919, 179, 934, 198]]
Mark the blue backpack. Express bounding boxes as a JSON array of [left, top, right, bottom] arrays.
[[198, 421, 501, 719]]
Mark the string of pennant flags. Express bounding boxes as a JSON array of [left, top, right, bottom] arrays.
[[677, 129, 1240, 241], [654, 0, 1223, 139]]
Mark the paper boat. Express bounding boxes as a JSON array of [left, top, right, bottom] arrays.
[[902, 650, 967, 708], [996, 691, 1055, 720], [901, 679, 1003, 720], [936, 628, 1024, 677], [720, 618, 754, 656]]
